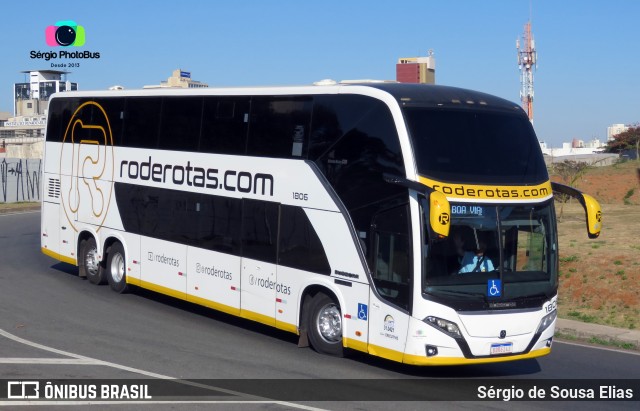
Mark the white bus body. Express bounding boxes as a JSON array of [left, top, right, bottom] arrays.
[[41, 83, 601, 365]]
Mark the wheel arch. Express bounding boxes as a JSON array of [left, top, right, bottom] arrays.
[[76, 230, 98, 277], [298, 282, 347, 338], [102, 236, 122, 256], [100, 231, 130, 261], [76, 230, 126, 266], [299, 284, 335, 318]]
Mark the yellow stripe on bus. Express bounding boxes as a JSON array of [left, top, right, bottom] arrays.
[[402, 346, 551, 366], [368, 343, 405, 363], [41, 247, 77, 266], [348, 338, 550, 365], [136, 279, 298, 333], [137, 279, 188, 301], [419, 176, 553, 201], [344, 338, 368, 353], [187, 293, 240, 317], [275, 321, 299, 334]]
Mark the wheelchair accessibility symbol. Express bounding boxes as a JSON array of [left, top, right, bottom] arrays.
[[487, 280, 502, 297], [357, 303, 368, 321]]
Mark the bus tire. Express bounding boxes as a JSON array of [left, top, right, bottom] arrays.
[[307, 293, 344, 357], [106, 242, 128, 294], [79, 237, 106, 285]]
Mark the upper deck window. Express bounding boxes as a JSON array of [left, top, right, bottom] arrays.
[[404, 108, 548, 185]]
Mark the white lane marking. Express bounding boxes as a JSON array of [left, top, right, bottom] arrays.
[[554, 339, 640, 356], [0, 401, 323, 408], [0, 328, 328, 411], [0, 328, 181, 380], [0, 358, 100, 364]]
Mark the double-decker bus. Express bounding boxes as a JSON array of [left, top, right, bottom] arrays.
[[41, 82, 601, 365]]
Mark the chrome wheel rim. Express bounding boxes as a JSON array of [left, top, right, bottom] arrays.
[[316, 303, 342, 343], [85, 246, 99, 277], [110, 253, 125, 283]]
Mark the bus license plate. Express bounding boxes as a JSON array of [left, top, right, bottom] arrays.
[[490, 343, 513, 355]]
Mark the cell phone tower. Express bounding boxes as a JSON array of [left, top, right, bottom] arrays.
[[517, 21, 537, 123]]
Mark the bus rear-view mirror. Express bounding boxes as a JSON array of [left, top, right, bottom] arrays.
[[429, 190, 450, 238], [551, 182, 602, 239]]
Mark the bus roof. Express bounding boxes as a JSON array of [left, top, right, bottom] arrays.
[[50, 82, 524, 114], [359, 82, 524, 113]]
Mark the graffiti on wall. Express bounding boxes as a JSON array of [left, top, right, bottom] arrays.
[[0, 158, 42, 203]]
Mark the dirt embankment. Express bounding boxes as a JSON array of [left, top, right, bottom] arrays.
[[553, 161, 640, 329]]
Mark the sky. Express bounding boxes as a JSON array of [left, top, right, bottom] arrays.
[[1, 0, 638, 147]]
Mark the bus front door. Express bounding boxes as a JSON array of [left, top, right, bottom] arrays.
[[367, 205, 411, 362]]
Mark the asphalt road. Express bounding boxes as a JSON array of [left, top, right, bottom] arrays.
[[0, 211, 638, 410]]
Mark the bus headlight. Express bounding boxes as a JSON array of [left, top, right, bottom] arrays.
[[536, 310, 557, 334], [424, 316, 462, 339]]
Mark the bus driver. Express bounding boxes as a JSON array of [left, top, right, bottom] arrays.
[[454, 230, 495, 273]]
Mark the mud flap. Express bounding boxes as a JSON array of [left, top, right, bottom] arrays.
[[298, 329, 309, 348]]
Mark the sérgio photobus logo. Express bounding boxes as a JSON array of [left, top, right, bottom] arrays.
[[30, 20, 101, 68], [46, 20, 85, 47]]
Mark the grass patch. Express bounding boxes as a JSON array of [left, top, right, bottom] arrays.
[[567, 311, 597, 323], [588, 337, 637, 351], [0, 202, 40, 212], [624, 188, 635, 205], [555, 331, 639, 351]]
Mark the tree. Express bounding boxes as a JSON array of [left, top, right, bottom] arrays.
[[551, 160, 590, 220], [605, 125, 640, 159], [552, 160, 590, 189]]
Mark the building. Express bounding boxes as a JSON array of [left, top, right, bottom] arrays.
[[607, 123, 629, 141], [396, 50, 436, 84], [2, 69, 77, 140], [143, 69, 209, 89], [13, 70, 77, 117], [0, 70, 76, 156], [538, 138, 619, 167], [540, 138, 606, 155]]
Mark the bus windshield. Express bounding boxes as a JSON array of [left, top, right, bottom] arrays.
[[422, 201, 558, 308], [404, 108, 548, 185]]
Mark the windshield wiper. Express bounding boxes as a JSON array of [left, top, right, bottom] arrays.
[[426, 289, 486, 299]]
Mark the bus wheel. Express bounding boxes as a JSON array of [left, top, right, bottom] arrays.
[[79, 237, 106, 285], [106, 242, 128, 294], [307, 293, 344, 357]]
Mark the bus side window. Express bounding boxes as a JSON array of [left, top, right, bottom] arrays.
[[74, 99, 100, 142], [197, 195, 242, 255], [241, 199, 279, 264], [247, 97, 312, 158], [278, 205, 331, 275], [159, 97, 202, 152], [115, 183, 158, 235], [312, 97, 405, 213], [46, 98, 78, 142], [100, 98, 124, 145], [73, 98, 125, 146], [200, 97, 249, 155], [309, 95, 376, 162], [122, 97, 161, 149]]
